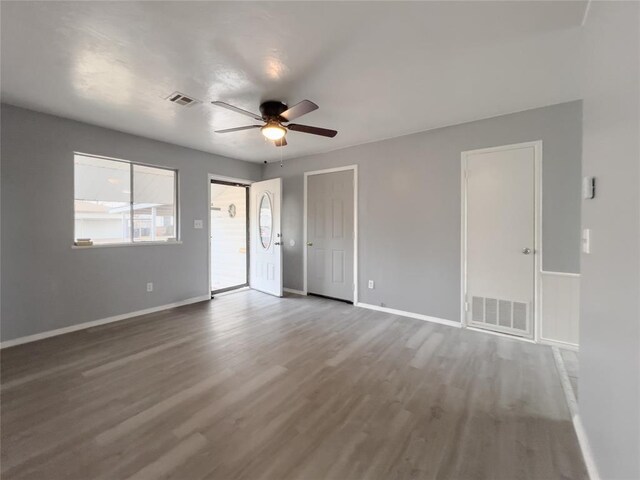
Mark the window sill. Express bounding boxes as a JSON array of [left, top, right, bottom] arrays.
[[72, 241, 182, 249]]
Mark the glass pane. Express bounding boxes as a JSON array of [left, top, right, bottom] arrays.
[[133, 165, 176, 242], [259, 193, 272, 249], [210, 183, 247, 291], [74, 155, 131, 245]]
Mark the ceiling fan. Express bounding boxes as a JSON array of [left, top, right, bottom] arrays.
[[211, 99, 337, 147]]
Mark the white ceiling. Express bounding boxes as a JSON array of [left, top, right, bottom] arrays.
[[1, 1, 587, 163]]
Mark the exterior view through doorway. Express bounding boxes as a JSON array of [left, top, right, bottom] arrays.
[[210, 180, 249, 295]]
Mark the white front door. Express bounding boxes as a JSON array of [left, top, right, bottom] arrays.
[[250, 178, 282, 297], [463, 143, 538, 338]]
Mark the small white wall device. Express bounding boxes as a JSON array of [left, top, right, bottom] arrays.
[[583, 176, 596, 199], [582, 228, 591, 254]]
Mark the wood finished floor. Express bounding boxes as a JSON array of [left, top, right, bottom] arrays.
[[1, 290, 587, 480], [560, 349, 579, 400]]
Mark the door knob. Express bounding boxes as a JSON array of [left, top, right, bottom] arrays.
[[306, 242, 313, 246], [522, 247, 532, 255]]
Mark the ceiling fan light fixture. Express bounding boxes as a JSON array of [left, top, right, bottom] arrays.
[[212, 100, 337, 146], [261, 123, 286, 141]]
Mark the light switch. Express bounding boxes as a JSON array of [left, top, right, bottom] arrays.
[[194, 219, 203, 229], [582, 228, 591, 254]]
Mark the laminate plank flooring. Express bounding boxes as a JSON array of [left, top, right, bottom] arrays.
[[560, 349, 579, 400], [1, 290, 587, 479]]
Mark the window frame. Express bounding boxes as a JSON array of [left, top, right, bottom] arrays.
[[73, 152, 180, 248]]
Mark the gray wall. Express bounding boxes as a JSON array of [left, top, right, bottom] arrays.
[[264, 101, 582, 321], [1, 104, 262, 342], [580, 3, 640, 479]]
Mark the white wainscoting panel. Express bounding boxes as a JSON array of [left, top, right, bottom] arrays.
[[540, 271, 580, 348]]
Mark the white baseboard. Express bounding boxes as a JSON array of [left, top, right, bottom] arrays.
[[541, 270, 581, 278], [467, 326, 537, 344], [0, 295, 211, 349], [540, 337, 579, 351], [284, 288, 307, 296], [572, 414, 600, 480], [552, 346, 599, 480], [355, 302, 461, 329]]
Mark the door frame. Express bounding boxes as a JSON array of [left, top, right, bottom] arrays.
[[460, 141, 542, 342], [303, 165, 358, 303], [207, 174, 254, 297]]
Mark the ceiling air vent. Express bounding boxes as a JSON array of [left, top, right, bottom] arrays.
[[165, 92, 200, 107]]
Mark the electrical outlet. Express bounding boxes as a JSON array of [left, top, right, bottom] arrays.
[[194, 219, 203, 229], [368, 280, 375, 289], [146, 282, 153, 292]]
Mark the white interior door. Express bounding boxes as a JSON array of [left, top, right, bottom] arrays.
[[463, 143, 537, 338], [250, 178, 282, 297], [306, 170, 355, 302]]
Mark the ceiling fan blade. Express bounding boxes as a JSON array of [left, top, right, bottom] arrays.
[[211, 101, 263, 121], [214, 125, 261, 134], [287, 123, 337, 138], [280, 100, 319, 121], [274, 137, 287, 147]]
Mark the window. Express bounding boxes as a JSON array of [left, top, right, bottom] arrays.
[[258, 193, 273, 249], [74, 154, 177, 246]]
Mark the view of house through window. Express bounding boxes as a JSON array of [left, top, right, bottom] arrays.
[[74, 154, 177, 245]]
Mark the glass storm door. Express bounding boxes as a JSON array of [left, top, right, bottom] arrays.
[[210, 181, 248, 294]]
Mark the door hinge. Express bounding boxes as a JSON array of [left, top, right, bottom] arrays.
[[464, 301, 470, 312]]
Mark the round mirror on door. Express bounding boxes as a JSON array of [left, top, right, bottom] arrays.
[[259, 193, 273, 249]]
